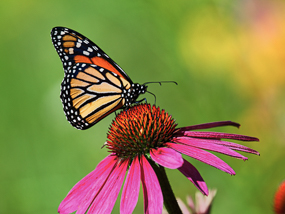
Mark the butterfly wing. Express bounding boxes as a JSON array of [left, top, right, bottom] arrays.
[[51, 27, 136, 129], [51, 27, 132, 82], [61, 63, 129, 130]]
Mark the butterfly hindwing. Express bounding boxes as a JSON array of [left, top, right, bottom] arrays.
[[61, 63, 128, 130]]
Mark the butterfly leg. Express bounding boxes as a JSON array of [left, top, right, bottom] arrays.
[[135, 98, 147, 104]]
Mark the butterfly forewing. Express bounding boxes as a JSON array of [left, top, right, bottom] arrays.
[[51, 27, 131, 82], [51, 27, 147, 129]]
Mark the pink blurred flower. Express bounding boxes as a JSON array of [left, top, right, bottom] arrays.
[[186, 189, 217, 214], [58, 104, 259, 214], [163, 189, 217, 214]]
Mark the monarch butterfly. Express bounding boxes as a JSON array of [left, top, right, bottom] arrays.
[[51, 27, 150, 130]]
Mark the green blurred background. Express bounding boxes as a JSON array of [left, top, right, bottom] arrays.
[[1, 0, 284, 213]]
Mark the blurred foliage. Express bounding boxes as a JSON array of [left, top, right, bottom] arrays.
[[1, 0, 284, 213]]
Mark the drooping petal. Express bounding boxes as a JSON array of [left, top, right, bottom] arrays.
[[141, 155, 163, 214], [120, 156, 141, 214], [176, 131, 259, 142], [87, 158, 129, 214], [150, 147, 183, 169], [208, 140, 260, 155], [58, 155, 117, 214], [178, 159, 208, 196], [167, 142, 235, 175], [173, 137, 248, 160], [176, 121, 240, 132]]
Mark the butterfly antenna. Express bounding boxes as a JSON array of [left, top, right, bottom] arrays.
[[146, 91, 157, 105], [143, 81, 178, 86]]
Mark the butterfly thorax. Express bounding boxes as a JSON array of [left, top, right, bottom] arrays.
[[123, 83, 147, 107]]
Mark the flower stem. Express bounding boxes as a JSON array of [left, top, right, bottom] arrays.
[[148, 159, 182, 214]]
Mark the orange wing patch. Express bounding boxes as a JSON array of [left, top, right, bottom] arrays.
[[74, 55, 92, 64], [84, 67, 105, 80], [70, 88, 84, 99], [70, 79, 90, 88], [80, 95, 122, 118], [85, 99, 123, 123], [62, 35, 77, 41], [106, 73, 121, 87], [87, 82, 122, 94], [63, 42, 75, 48], [120, 77, 131, 89], [73, 94, 96, 109], [77, 72, 99, 83], [91, 57, 125, 78]]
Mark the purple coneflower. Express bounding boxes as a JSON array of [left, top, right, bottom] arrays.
[[58, 104, 259, 214]]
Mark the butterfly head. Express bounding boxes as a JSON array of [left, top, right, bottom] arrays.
[[123, 83, 147, 107]]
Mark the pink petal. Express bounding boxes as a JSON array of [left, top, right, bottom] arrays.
[[178, 159, 209, 195], [209, 140, 260, 155], [141, 155, 163, 214], [166, 142, 235, 175], [150, 147, 183, 169], [173, 137, 248, 160], [58, 155, 117, 214], [176, 121, 240, 132], [177, 131, 259, 142], [120, 156, 141, 214], [87, 158, 129, 214]]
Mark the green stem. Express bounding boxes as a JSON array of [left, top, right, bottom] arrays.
[[148, 159, 182, 214]]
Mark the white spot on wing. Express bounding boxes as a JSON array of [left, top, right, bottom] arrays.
[[83, 51, 90, 56], [69, 48, 74, 54]]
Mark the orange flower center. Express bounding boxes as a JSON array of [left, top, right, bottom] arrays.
[[106, 104, 177, 159]]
